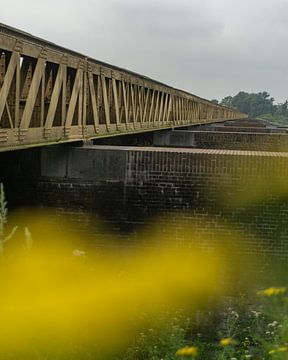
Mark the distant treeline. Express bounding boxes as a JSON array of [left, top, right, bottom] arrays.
[[211, 91, 288, 124]]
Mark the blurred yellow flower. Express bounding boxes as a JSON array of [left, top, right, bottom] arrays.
[[219, 338, 237, 346], [176, 346, 198, 357], [257, 287, 286, 296], [0, 215, 223, 357], [269, 347, 288, 355]]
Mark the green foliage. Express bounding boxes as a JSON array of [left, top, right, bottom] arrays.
[[116, 290, 288, 360], [218, 91, 288, 124], [259, 113, 288, 126], [220, 91, 274, 117], [0, 183, 8, 258], [0, 182, 8, 237], [118, 310, 189, 360], [221, 96, 234, 108], [0, 183, 18, 259], [234, 91, 274, 117], [188, 291, 288, 360]]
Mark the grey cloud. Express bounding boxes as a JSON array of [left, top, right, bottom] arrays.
[[109, 1, 225, 40], [0, 0, 287, 102]]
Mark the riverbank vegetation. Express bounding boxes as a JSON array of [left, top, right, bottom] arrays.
[[119, 287, 288, 360], [212, 92, 288, 125]]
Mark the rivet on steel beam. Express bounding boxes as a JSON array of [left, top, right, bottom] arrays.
[[78, 60, 84, 70], [44, 128, 51, 139], [64, 127, 70, 137], [14, 41, 23, 53], [83, 57, 88, 71], [39, 47, 48, 59], [61, 55, 68, 65]]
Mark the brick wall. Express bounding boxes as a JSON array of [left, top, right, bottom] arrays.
[[194, 131, 288, 151], [32, 146, 288, 260], [153, 130, 288, 151]]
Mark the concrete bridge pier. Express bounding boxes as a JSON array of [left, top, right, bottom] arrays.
[[0, 142, 287, 261], [0, 116, 288, 261]]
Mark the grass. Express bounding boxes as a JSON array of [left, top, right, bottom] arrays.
[[117, 287, 288, 360]]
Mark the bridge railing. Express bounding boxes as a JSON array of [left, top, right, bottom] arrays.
[[0, 23, 247, 151]]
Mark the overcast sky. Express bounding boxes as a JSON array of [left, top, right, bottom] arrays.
[[1, 0, 287, 102]]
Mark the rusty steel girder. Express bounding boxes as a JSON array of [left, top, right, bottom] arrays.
[[0, 23, 247, 151]]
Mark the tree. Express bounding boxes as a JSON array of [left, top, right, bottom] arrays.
[[221, 96, 233, 108], [220, 91, 275, 118], [275, 100, 288, 117]]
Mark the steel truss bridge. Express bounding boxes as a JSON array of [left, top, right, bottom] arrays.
[[0, 23, 246, 151]]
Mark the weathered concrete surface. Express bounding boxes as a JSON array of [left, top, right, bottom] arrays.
[[41, 146, 126, 181]]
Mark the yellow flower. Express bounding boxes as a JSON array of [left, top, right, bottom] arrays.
[[269, 347, 288, 355], [257, 287, 286, 296], [278, 347, 288, 352], [176, 346, 198, 357], [219, 338, 237, 346]]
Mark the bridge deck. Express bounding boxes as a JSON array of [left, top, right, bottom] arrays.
[[0, 23, 246, 151]]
